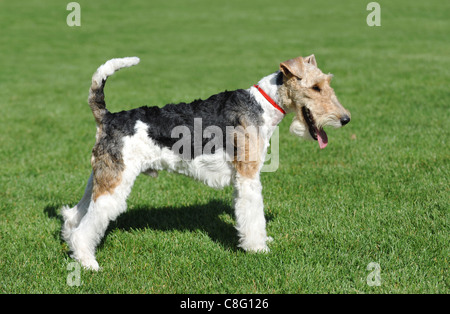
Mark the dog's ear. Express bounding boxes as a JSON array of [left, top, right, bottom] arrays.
[[280, 56, 305, 79], [304, 54, 317, 67]]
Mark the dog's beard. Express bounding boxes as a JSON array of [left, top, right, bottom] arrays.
[[289, 117, 328, 149], [289, 117, 312, 140]]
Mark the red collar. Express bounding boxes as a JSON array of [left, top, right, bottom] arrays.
[[253, 84, 286, 115]]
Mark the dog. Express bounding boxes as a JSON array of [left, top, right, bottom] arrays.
[[62, 55, 351, 270]]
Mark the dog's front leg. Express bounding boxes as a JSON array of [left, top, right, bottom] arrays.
[[233, 172, 270, 252]]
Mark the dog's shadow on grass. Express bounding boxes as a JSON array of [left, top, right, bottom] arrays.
[[107, 200, 239, 251], [45, 199, 240, 252]]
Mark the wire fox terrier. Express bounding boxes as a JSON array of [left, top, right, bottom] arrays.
[[62, 55, 351, 270]]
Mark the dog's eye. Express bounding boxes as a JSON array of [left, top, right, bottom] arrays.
[[296, 77, 302, 82], [312, 85, 321, 92]]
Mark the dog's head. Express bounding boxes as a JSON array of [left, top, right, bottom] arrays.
[[278, 55, 350, 149]]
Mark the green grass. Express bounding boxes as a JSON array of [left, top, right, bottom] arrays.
[[0, 0, 448, 293]]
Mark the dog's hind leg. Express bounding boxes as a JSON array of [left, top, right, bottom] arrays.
[[66, 166, 138, 270], [61, 172, 93, 243]]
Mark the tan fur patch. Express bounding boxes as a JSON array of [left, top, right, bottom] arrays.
[[91, 140, 124, 202], [231, 120, 263, 179]]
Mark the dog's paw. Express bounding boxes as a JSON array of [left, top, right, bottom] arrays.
[[72, 254, 100, 271], [247, 245, 270, 253], [81, 259, 100, 271], [239, 241, 270, 253]]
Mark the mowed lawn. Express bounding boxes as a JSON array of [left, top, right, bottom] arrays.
[[0, 0, 448, 293]]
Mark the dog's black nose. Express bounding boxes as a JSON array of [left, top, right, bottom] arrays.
[[340, 115, 350, 126]]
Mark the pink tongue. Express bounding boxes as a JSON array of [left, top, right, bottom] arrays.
[[317, 128, 328, 149]]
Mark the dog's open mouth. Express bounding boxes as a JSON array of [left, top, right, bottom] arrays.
[[301, 106, 328, 149]]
